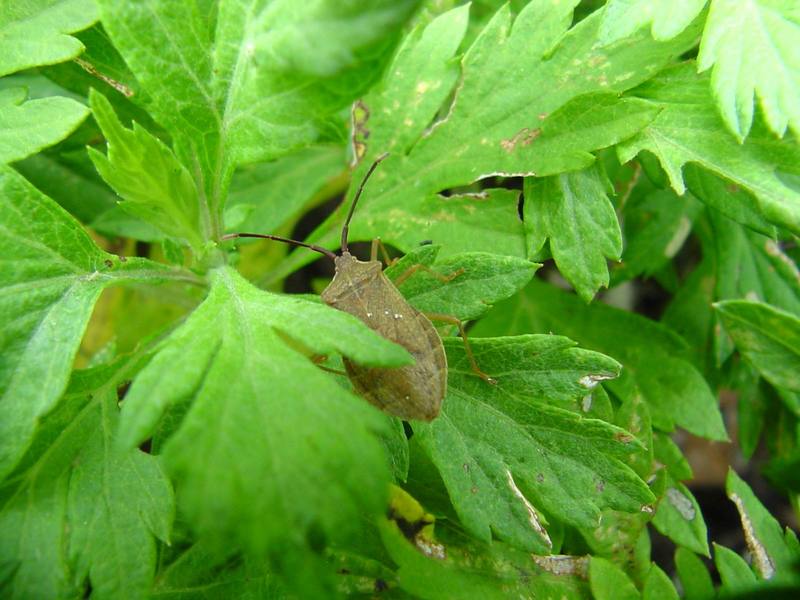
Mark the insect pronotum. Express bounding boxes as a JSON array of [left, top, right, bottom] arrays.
[[223, 153, 494, 421]]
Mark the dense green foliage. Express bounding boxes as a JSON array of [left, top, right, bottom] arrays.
[[1, 1, 799, 598]]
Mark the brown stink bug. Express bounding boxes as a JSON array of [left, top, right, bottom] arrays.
[[223, 154, 494, 421]]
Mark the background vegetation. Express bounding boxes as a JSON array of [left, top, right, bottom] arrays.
[[1, 0, 799, 598]]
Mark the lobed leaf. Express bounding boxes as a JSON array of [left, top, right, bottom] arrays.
[[0, 353, 173, 600], [473, 280, 728, 440], [684, 165, 775, 236], [715, 300, 800, 393], [0, 0, 97, 77], [618, 63, 800, 235], [0, 87, 89, 165], [599, 0, 707, 43], [117, 266, 412, 591], [301, 0, 701, 264], [151, 542, 284, 598], [524, 165, 622, 301], [0, 167, 185, 479], [697, 0, 800, 139], [359, 188, 528, 259], [413, 336, 651, 551], [614, 189, 701, 284], [356, 4, 470, 158], [96, 0, 418, 237], [225, 144, 345, 234], [14, 153, 163, 242], [707, 211, 800, 365], [384, 245, 539, 321], [88, 90, 205, 251], [380, 519, 590, 599]]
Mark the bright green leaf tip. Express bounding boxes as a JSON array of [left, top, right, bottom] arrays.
[[0, 87, 89, 165], [88, 88, 206, 253]]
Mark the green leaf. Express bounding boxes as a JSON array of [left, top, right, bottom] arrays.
[[618, 63, 800, 236], [357, 4, 470, 157], [715, 300, 800, 393], [614, 189, 701, 283], [473, 280, 728, 440], [152, 542, 284, 599], [524, 165, 622, 301], [381, 416, 410, 483], [309, 0, 701, 257], [0, 0, 98, 76], [413, 336, 652, 551], [385, 246, 540, 321], [709, 214, 800, 316], [0, 352, 172, 600], [589, 557, 640, 600], [41, 24, 142, 102], [96, 0, 418, 237], [653, 433, 693, 481], [14, 153, 163, 241], [357, 187, 529, 259], [675, 547, 714, 600], [599, 0, 707, 43], [736, 373, 769, 458], [380, 519, 590, 599], [88, 90, 205, 251], [225, 145, 345, 234], [697, 0, 800, 139], [652, 477, 710, 556], [117, 266, 411, 589], [661, 254, 716, 372], [0, 87, 89, 165], [726, 468, 800, 581], [714, 543, 758, 592], [642, 564, 679, 600], [708, 211, 800, 365], [67, 376, 174, 599], [0, 167, 184, 479], [684, 165, 775, 236]]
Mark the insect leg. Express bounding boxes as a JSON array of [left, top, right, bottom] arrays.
[[316, 364, 349, 377], [423, 312, 496, 385], [371, 237, 400, 266], [393, 264, 465, 287], [311, 354, 348, 376]]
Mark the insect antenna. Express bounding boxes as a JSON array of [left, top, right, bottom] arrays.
[[341, 152, 389, 253], [221, 232, 337, 261]]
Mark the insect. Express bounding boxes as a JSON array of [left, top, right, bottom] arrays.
[[223, 154, 494, 421]]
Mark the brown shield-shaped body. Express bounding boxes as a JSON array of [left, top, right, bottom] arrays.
[[321, 252, 447, 421]]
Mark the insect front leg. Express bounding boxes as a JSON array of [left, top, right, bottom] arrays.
[[423, 312, 496, 385], [370, 237, 400, 266], [393, 263, 465, 287]]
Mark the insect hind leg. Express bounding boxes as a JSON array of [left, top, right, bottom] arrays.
[[423, 312, 496, 385]]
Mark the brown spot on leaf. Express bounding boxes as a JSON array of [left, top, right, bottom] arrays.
[[613, 431, 635, 444], [500, 128, 541, 153]]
